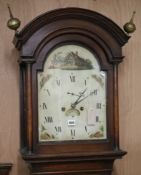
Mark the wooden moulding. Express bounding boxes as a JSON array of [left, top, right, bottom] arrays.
[[0, 163, 12, 175]]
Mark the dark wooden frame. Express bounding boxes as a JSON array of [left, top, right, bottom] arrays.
[[0, 163, 12, 175], [13, 8, 130, 175]]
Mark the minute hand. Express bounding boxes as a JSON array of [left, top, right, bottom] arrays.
[[71, 89, 87, 108], [71, 94, 90, 108]]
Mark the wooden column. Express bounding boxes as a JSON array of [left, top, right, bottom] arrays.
[[25, 63, 33, 153], [114, 64, 120, 150]]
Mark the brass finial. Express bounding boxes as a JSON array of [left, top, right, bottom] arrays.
[[123, 11, 136, 34], [7, 4, 21, 31]]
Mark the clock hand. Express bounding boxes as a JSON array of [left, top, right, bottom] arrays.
[[71, 88, 87, 108], [65, 89, 87, 116], [67, 92, 80, 97], [67, 88, 87, 97], [71, 91, 93, 108], [71, 95, 89, 107]]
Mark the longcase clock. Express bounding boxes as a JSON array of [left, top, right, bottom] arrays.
[[13, 8, 130, 175]]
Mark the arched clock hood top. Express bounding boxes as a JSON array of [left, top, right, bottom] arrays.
[[13, 7, 130, 61]]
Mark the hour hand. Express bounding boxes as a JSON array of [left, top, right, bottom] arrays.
[[71, 88, 87, 108], [67, 92, 80, 97], [67, 88, 87, 97], [71, 94, 89, 108]]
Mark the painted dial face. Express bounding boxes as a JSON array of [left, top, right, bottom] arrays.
[[38, 45, 107, 142]]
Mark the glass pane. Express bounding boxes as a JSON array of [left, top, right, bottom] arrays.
[[38, 45, 107, 142]]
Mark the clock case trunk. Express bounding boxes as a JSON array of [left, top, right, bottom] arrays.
[[13, 8, 130, 175]]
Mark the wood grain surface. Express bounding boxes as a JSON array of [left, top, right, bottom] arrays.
[[0, 0, 141, 175]]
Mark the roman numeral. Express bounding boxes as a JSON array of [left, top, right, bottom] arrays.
[[56, 80, 60, 86], [70, 76, 75, 82], [45, 116, 53, 123], [42, 103, 47, 110], [55, 126, 62, 132], [90, 89, 97, 96], [84, 80, 87, 86], [96, 116, 99, 122], [96, 103, 101, 109], [47, 89, 50, 96], [85, 126, 87, 132], [71, 129, 75, 137]]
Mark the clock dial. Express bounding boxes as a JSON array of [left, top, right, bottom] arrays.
[[38, 45, 107, 142]]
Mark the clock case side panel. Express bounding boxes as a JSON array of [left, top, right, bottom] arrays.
[[20, 64, 27, 152], [20, 61, 35, 153]]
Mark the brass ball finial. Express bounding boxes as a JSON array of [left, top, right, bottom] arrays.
[[7, 4, 21, 31], [123, 11, 136, 34]]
